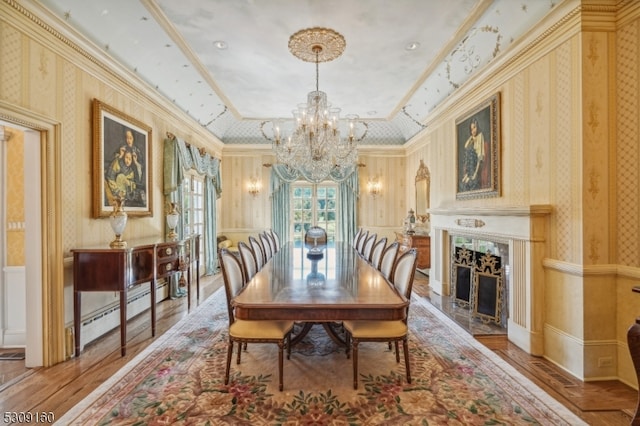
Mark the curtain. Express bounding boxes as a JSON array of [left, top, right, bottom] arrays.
[[204, 174, 219, 274], [270, 166, 291, 243], [164, 136, 221, 297], [338, 170, 359, 243], [271, 164, 358, 244]]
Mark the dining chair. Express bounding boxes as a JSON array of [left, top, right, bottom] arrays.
[[356, 230, 369, 254], [344, 248, 418, 389], [379, 241, 400, 280], [219, 248, 293, 391], [352, 228, 363, 248], [263, 231, 277, 256], [269, 229, 280, 252], [370, 236, 387, 267], [305, 226, 327, 247], [237, 241, 257, 282], [248, 236, 265, 269], [260, 232, 273, 261], [362, 233, 377, 260]]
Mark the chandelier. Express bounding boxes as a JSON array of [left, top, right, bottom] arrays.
[[271, 27, 363, 183]]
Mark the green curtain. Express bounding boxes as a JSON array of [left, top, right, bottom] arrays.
[[204, 174, 220, 274], [337, 170, 359, 243], [270, 166, 291, 243], [271, 164, 358, 244], [163, 136, 221, 297]]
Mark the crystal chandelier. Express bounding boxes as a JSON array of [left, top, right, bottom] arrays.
[[271, 27, 362, 183]]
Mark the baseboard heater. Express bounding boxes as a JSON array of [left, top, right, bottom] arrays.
[[67, 281, 170, 356]]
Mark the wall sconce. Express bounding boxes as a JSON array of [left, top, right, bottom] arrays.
[[248, 177, 261, 197], [367, 178, 381, 198]]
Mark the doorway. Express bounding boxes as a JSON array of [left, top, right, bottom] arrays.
[[291, 183, 338, 246], [0, 115, 49, 370], [0, 121, 44, 385]]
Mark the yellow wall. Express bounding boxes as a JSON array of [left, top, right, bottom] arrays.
[[5, 126, 24, 266], [3, 0, 640, 386], [0, 1, 223, 364], [403, 1, 640, 385]]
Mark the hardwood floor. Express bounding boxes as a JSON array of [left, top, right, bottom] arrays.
[[0, 272, 637, 425]]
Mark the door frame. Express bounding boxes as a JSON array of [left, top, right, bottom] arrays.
[[1, 101, 64, 367]]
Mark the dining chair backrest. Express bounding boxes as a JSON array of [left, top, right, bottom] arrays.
[[248, 236, 265, 269], [379, 241, 400, 280], [219, 248, 245, 325], [237, 241, 257, 282], [362, 233, 377, 260], [305, 226, 327, 247], [370, 236, 387, 267], [260, 232, 273, 260], [392, 248, 418, 300], [269, 229, 280, 252], [352, 228, 363, 248], [356, 230, 369, 254]]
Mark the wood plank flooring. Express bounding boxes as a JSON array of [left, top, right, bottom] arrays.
[[0, 272, 637, 425]]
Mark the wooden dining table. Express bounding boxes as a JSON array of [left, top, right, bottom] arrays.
[[233, 241, 408, 323]]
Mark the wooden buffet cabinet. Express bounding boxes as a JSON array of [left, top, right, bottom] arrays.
[[72, 235, 200, 357], [395, 232, 431, 269]]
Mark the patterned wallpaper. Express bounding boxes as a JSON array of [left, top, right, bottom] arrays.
[[5, 126, 24, 266]]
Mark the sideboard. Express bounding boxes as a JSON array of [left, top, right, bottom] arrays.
[[395, 232, 431, 269], [72, 234, 199, 357]]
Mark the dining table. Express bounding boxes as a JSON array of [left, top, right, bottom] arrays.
[[232, 241, 409, 344]]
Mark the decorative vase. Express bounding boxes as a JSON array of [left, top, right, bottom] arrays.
[[109, 197, 128, 248], [166, 202, 180, 240]]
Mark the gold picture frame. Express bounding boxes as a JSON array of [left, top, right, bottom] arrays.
[[455, 93, 500, 200], [92, 99, 153, 218]]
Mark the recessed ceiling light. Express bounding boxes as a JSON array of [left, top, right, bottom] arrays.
[[367, 111, 377, 116], [405, 42, 420, 51], [101, 9, 109, 16], [214, 40, 228, 50]]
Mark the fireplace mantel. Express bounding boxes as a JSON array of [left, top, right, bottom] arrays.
[[428, 204, 552, 355]]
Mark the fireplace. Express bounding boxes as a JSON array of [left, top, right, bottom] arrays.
[[429, 205, 551, 356], [450, 236, 509, 327]]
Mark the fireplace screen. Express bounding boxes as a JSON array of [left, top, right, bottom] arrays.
[[451, 238, 505, 326], [452, 246, 474, 308]]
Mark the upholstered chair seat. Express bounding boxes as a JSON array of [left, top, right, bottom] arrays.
[[219, 248, 293, 391], [344, 248, 418, 389]]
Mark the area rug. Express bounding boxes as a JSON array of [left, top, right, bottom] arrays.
[[56, 286, 586, 425]]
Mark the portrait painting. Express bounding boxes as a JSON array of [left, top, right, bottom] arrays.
[[92, 99, 153, 218], [455, 93, 500, 200]]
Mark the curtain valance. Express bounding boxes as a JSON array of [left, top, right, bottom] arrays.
[[164, 137, 221, 197], [271, 164, 357, 185]]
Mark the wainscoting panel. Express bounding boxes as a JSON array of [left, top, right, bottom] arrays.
[[2, 266, 26, 347]]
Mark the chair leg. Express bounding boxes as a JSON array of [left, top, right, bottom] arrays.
[[278, 340, 284, 391], [352, 339, 359, 390], [236, 341, 242, 364], [394, 340, 400, 363], [345, 332, 351, 358], [225, 339, 233, 385], [403, 337, 411, 384], [286, 333, 291, 360]]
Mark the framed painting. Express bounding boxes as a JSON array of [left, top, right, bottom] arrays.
[[92, 99, 153, 218], [455, 93, 500, 200]]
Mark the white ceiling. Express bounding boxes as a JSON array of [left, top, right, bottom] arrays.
[[37, 0, 559, 145]]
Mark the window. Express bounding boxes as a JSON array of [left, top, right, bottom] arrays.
[[182, 173, 205, 264], [291, 183, 338, 246]]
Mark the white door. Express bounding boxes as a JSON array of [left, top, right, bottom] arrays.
[[291, 183, 338, 247]]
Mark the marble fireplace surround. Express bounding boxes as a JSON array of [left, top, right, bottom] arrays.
[[429, 205, 552, 356]]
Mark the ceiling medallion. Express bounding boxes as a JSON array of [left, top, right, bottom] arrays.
[[288, 27, 346, 63]]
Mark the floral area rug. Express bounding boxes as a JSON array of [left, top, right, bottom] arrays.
[[56, 286, 586, 425]]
